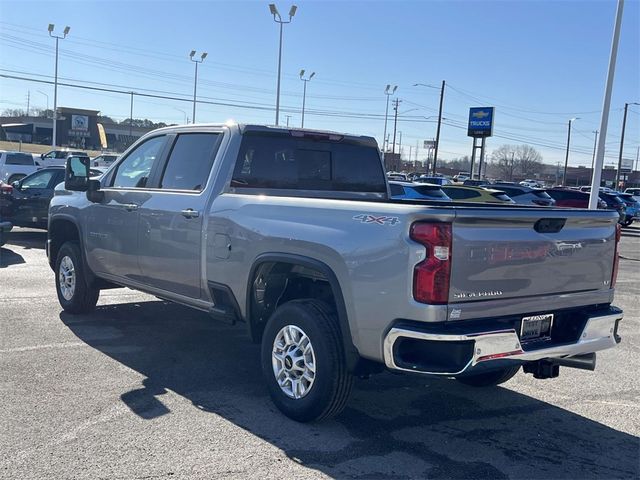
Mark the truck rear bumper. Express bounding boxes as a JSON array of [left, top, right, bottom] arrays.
[[383, 307, 623, 376]]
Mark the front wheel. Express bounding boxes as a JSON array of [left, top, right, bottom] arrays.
[[456, 366, 520, 387], [261, 299, 354, 422], [55, 241, 100, 313]]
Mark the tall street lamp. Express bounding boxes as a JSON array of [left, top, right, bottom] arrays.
[[269, 3, 297, 126], [189, 50, 207, 123], [562, 117, 579, 186], [382, 84, 397, 156], [48, 23, 70, 149], [299, 69, 315, 128], [174, 107, 188, 125], [615, 101, 640, 188]]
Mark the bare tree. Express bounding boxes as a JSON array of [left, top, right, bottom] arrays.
[[516, 144, 543, 177], [491, 144, 518, 181]]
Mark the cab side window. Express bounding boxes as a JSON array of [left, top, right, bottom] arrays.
[[160, 133, 220, 191], [111, 136, 166, 189]]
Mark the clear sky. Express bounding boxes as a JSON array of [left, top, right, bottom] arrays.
[[0, 0, 638, 168]]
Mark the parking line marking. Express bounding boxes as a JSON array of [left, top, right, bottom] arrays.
[[0, 341, 87, 353]]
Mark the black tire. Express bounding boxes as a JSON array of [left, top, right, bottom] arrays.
[[55, 241, 99, 314], [261, 299, 354, 422], [456, 366, 520, 387]]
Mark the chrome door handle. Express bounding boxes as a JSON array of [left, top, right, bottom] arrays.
[[123, 203, 138, 212], [181, 208, 200, 219]]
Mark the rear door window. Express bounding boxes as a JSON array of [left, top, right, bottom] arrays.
[[389, 183, 405, 196], [444, 188, 479, 200], [6, 153, 34, 165], [160, 133, 221, 191], [232, 133, 386, 193], [412, 185, 449, 199]]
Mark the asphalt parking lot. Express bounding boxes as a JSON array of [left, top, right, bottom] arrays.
[[0, 226, 638, 479]]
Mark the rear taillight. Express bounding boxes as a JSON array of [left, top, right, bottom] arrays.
[[611, 223, 621, 288], [410, 222, 452, 304]]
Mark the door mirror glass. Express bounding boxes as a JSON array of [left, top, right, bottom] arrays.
[[65, 155, 91, 191], [11, 180, 21, 190]]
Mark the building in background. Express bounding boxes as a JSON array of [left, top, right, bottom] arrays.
[[0, 107, 154, 152]]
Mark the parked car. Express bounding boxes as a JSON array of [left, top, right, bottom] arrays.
[[0, 151, 38, 185], [49, 123, 623, 422], [599, 192, 626, 224], [452, 173, 469, 182], [389, 181, 451, 201], [616, 193, 640, 227], [544, 188, 607, 209], [92, 153, 119, 167], [519, 179, 543, 188], [462, 179, 486, 187], [441, 185, 515, 204], [37, 149, 86, 168], [0, 165, 103, 229], [490, 184, 555, 206], [387, 172, 407, 181], [417, 175, 452, 186], [624, 187, 640, 196]]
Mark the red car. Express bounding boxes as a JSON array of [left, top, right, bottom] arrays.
[[544, 188, 606, 208]]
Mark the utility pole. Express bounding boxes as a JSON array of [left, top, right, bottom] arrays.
[[635, 146, 640, 172], [562, 117, 579, 186], [398, 131, 403, 160], [129, 92, 134, 141], [591, 130, 599, 171], [382, 85, 398, 162], [433, 80, 445, 175], [285, 115, 291, 127], [26, 91, 30, 116], [391, 99, 401, 155], [616, 102, 640, 188]]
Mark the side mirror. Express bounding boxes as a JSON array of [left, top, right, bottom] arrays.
[[41, 153, 45, 159], [65, 155, 91, 191], [11, 180, 21, 190]]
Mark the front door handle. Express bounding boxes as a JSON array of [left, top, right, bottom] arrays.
[[123, 203, 138, 212], [181, 208, 200, 219]]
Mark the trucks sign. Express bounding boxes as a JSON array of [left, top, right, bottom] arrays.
[[468, 107, 495, 137]]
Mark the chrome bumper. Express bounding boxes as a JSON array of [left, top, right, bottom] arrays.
[[383, 310, 623, 376]]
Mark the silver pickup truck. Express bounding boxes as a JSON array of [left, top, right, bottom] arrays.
[[48, 124, 623, 422]]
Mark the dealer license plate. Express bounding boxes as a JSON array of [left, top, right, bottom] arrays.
[[520, 314, 553, 340]]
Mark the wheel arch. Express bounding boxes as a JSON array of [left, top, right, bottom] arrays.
[[246, 253, 361, 371]]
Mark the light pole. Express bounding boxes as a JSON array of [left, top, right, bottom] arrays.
[[48, 23, 70, 149], [174, 107, 188, 125], [615, 102, 640, 188], [285, 115, 291, 127], [414, 81, 445, 174], [591, 130, 599, 171], [299, 69, 315, 128], [37, 90, 49, 113], [269, 3, 297, 126], [189, 50, 207, 123], [562, 117, 579, 186], [382, 85, 397, 156]]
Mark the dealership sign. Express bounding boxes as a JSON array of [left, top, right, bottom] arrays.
[[468, 107, 494, 137], [71, 114, 89, 131]]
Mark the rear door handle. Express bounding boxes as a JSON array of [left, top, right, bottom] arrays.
[[123, 203, 138, 212], [181, 208, 200, 219]]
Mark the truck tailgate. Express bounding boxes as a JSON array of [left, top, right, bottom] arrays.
[[449, 208, 618, 303]]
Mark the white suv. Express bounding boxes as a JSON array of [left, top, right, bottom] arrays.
[[0, 151, 38, 184], [38, 149, 86, 168]]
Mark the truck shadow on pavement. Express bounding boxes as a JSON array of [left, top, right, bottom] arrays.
[[60, 300, 638, 480], [4, 228, 47, 250]]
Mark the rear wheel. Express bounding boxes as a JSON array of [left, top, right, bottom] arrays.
[[55, 241, 100, 313], [261, 299, 354, 422], [456, 366, 520, 387]]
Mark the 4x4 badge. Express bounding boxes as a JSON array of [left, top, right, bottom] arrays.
[[353, 214, 400, 226]]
